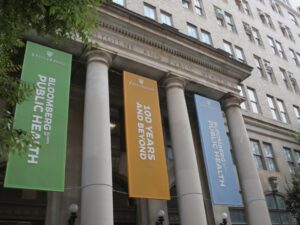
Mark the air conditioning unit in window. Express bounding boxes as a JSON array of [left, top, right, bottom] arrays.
[[265, 63, 273, 72], [216, 11, 224, 18], [289, 73, 296, 81]]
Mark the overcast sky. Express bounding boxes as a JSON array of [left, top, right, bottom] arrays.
[[289, 0, 299, 10]]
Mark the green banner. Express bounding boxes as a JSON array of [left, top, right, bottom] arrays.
[[4, 41, 72, 192]]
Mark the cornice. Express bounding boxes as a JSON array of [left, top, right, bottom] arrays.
[[97, 4, 252, 82]]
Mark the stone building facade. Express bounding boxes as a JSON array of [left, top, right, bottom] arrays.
[[0, 0, 300, 225]]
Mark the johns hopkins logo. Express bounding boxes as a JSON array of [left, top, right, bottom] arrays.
[[138, 79, 144, 85], [46, 51, 54, 58]]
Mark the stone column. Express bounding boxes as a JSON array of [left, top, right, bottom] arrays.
[[81, 50, 114, 225], [164, 76, 208, 225], [222, 94, 271, 225]]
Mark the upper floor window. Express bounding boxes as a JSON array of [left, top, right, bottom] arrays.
[[289, 49, 300, 66], [160, 11, 172, 26], [224, 13, 236, 32], [112, 0, 125, 6], [237, 85, 247, 109], [275, 41, 286, 59], [236, 0, 252, 15], [279, 68, 291, 90], [223, 40, 234, 57], [283, 147, 295, 173], [288, 72, 300, 93], [267, 95, 279, 120], [250, 139, 264, 169], [279, 23, 294, 41], [144, 3, 156, 20], [295, 150, 300, 164], [263, 60, 275, 82], [182, 0, 190, 8], [288, 12, 298, 26], [235, 46, 246, 63], [247, 88, 260, 113], [200, 29, 213, 46], [258, 9, 275, 29], [243, 23, 263, 46], [270, 0, 283, 15], [215, 6, 225, 27], [187, 23, 198, 38], [267, 96, 289, 123], [252, 27, 263, 46], [293, 105, 300, 123], [194, 0, 204, 16], [268, 36, 286, 59], [266, 194, 293, 225], [263, 143, 277, 171], [277, 99, 289, 123], [254, 55, 264, 77]]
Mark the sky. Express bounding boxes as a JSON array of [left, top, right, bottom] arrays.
[[289, 0, 299, 10]]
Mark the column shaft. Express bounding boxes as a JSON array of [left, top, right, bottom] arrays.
[[81, 50, 113, 225], [164, 77, 207, 225], [223, 95, 271, 225]]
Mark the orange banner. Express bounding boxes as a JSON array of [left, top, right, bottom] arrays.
[[123, 71, 170, 200]]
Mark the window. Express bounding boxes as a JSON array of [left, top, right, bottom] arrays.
[[241, 0, 251, 15], [266, 194, 292, 225], [279, 23, 294, 41], [279, 68, 291, 90], [263, 143, 277, 171], [268, 36, 277, 54], [289, 49, 299, 66], [243, 23, 254, 41], [230, 208, 247, 225], [254, 55, 264, 77], [223, 41, 234, 57], [252, 28, 263, 46], [215, 7, 225, 27], [270, 0, 283, 15], [144, 3, 156, 20], [236, 0, 252, 16], [267, 95, 279, 120], [250, 139, 264, 169], [187, 23, 198, 38], [182, 0, 190, 8], [283, 147, 295, 173], [293, 105, 300, 123], [263, 60, 275, 82], [266, 14, 275, 29], [237, 85, 247, 109], [194, 0, 203, 16], [112, 0, 125, 6], [289, 12, 298, 26], [247, 88, 260, 113], [295, 150, 300, 164], [289, 72, 300, 93], [200, 30, 213, 46], [235, 46, 246, 63], [277, 99, 288, 123], [275, 41, 286, 59], [268, 37, 286, 59], [160, 11, 172, 26], [225, 13, 236, 32]]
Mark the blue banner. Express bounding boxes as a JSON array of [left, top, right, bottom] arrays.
[[194, 95, 242, 205]]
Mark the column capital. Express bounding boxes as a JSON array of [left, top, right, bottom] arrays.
[[163, 73, 187, 90], [221, 92, 245, 110], [86, 49, 112, 66]]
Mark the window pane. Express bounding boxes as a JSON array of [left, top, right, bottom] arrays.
[[161, 11, 172, 26], [144, 4, 156, 20], [275, 195, 286, 209], [230, 209, 247, 224], [270, 212, 281, 224], [266, 195, 277, 209], [187, 24, 198, 38]]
